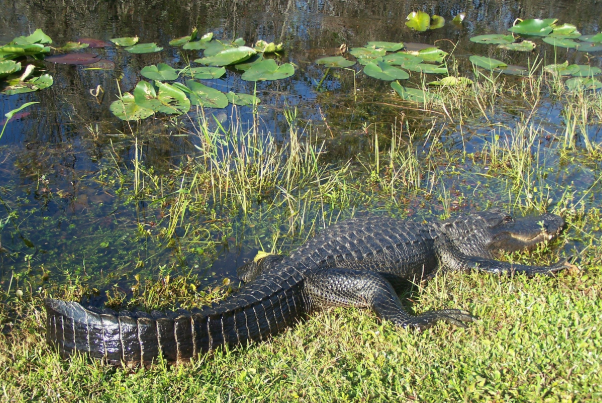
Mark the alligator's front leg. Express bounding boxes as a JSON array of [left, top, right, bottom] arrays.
[[437, 236, 572, 276], [304, 268, 476, 330]]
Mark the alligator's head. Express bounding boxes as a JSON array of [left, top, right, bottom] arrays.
[[439, 209, 565, 258]]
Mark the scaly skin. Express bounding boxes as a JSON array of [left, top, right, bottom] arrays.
[[45, 209, 569, 366]]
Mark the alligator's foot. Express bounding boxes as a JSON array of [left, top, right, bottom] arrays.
[[400, 309, 477, 331]]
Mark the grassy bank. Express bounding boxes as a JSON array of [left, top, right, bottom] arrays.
[[2, 65, 602, 402]]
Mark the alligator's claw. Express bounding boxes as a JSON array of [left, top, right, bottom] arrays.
[[401, 309, 477, 331]]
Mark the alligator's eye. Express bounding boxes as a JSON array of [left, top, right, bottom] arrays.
[[503, 215, 513, 223]]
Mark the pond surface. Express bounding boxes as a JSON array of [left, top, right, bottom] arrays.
[[1, 0, 601, 297]]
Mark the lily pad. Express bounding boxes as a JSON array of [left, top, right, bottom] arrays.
[[452, 13, 466, 24], [133, 81, 190, 115], [550, 23, 581, 38], [254, 40, 283, 53], [429, 76, 473, 86], [430, 15, 445, 30], [498, 40, 536, 52], [391, 81, 433, 103], [363, 61, 409, 81], [366, 41, 404, 52], [495, 65, 528, 76], [0, 43, 50, 59], [140, 63, 179, 81], [0, 60, 21, 77], [315, 56, 355, 68], [544, 62, 580, 76], [56, 42, 90, 52], [125, 43, 163, 54], [508, 18, 557, 36], [78, 38, 112, 48], [110, 36, 138, 47], [349, 47, 386, 61], [406, 11, 431, 32], [110, 92, 154, 121], [181, 66, 226, 79], [542, 37, 580, 49], [170, 28, 200, 46], [234, 54, 265, 71], [226, 91, 261, 106], [565, 77, 602, 91], [196, 46, 256, 66], [570, 65, 602, 77], [182, 34, 214, 50], [576, 42, 602, 53], [45, 53, 101, 65], [403, 63, 448, 74], [184, 80, 229, 108], [469, 55, 507, 71], [2, 73, 53, 95], [382, 53, 422, 66], [470, 34, 515, 45], [13, 29, 52, 45], [241, 59, 295, 81], [409, 48, 448, 63], [581, 33, 602, 43]]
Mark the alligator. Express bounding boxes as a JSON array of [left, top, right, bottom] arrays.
[[45, 209, 570, 367]]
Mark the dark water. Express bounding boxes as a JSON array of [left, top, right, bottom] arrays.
[[1, 0, 601, 292]]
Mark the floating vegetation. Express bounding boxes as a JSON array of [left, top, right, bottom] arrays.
[[140, 63, 179, 81], [240, 59, 295, 81], [77, 38, 112, 48], [226, 91, 260, 106], [180, 66, 226, 79], [469, 55, 507, 71], [406, 11, 445, 32], [391, 81, 434, 103], [254, 40, 283, 53], [366, 41, 404, 52], [55, 41, 90, 52], [508, 18, 557, 36], [315, 56, 355, 68], [363, 61, 409, 81], [196, 46, 256, 66], [182, 80, 228, 108], [125, 43, 163, 54], [110, 36, 139, 46]]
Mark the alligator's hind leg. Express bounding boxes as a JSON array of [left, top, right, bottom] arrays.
[[304, 268, 476, 331]]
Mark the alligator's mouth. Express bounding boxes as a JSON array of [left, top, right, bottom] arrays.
[[488, 214, 565, 252]]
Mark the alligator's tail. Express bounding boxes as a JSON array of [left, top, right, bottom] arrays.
[[44, 282, 306, 366]]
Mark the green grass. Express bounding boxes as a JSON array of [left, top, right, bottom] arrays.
[[1, 264, 600, 402]]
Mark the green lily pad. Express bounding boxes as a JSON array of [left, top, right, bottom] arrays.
[[254, 40, 283, 53], [366, 41, 404, 52], [406, 11, 431, 32], [570, 65, 602, 77], [498, 40, 536, 52], [363, 61, 409, 81], [196, 46, 256, 66], [409, 48, 448, 63], [576, 42, 602, 52], [495, 65, 528, 76], [132, 81, 189, 114], [56, 42, 90, 52], [550, 23, 581, 38], [429, 76, 473, 86], [234, 54, 264, 71], [470, 34, 515, 45], [565, 77, 602, 91], [403, 63, 448, 74], [110, 92, 154, 120], [357, 56, 384, 66], [315, 56, 356, 68], [2, 73, 53, 95], [469, 55, 507, 71], [13, 29, 52, 45], [0, 43, 50, 59], [349, 47, 387, 60], [581, 33, 602, 43], [110, 36, 139, 47], [169, 28, 201, 46], [226, 91, 261, 106], [430, 15, 445, 30], [542, 37, 580, 49], [391, 81, 433, 103], [180, 66, 226, 79], [241, 59, 295, 81], [0, 60, 21, 77], [125, 43, 163, 54], [452, 13, 466, 24], [140, 63, 179, 81], [544, 62, 580, 76], [182, 34, 213, 50], [382, 53, 423, 66], [184, 80, 229, 108], [508, 18, 557, 36]]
